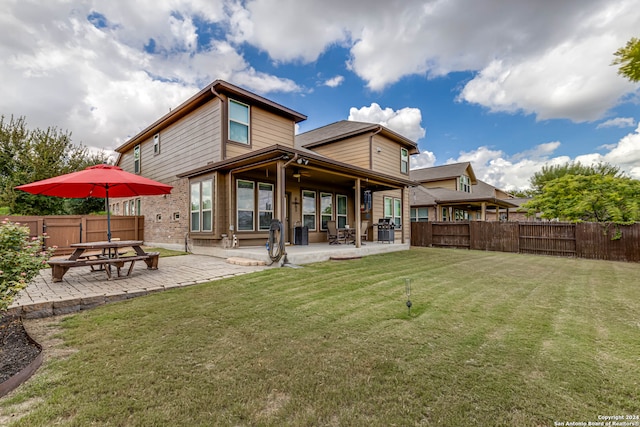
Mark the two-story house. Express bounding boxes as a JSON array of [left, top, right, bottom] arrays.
[[410, 162, 518, 221], [113, 80, 419, 251]]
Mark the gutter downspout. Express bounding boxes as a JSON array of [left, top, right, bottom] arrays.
[[211, 87, 226, 160]]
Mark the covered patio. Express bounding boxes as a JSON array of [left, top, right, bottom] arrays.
[[190, 241, 410, 265]]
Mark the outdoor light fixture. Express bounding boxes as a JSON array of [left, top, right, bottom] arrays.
[[296, 157, 309, 165]]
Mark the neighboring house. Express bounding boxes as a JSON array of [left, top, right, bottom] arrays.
[[113, 80, 419, 250], [409, 162, 519, 221]]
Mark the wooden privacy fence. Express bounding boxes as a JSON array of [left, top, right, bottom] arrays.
[[411, 221, 640, 263], [4, 215, 145, 255]]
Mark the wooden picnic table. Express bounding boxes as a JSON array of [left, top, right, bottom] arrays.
[[48, 240, 159, 282]]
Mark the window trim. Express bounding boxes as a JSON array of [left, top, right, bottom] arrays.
[[411, 207, 428, 222], [401, 147, 409, 174], [302, 190, 317, 231], [258, 182, 274, 231], [133, 144, 141, 174], [153, 133, 160, 155], [190, 179, 214, 232], [336, 194, 347, 228], [384, 196, 402, 229], [460, 175, 471, 193], [320, 192, 333, 231], [228, 98, 250, 145], [237, 179, 255, 231]]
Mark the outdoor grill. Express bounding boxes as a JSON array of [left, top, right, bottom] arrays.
[[375, 218, 395, 243]]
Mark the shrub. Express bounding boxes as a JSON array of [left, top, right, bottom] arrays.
[[0, 219, 53, 312]]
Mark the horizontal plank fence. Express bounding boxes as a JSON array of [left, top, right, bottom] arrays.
[[4, 215, 145, 256], [411, 221, 640, 263]]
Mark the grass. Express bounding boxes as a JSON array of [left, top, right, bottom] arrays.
[[2, 248, 639, 426]]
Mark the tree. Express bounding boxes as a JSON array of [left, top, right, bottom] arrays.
[[613, 37, 640, 82], [528, 161, 623, 196], [0, 115, 111, 215], [524, 174, 640, 224]]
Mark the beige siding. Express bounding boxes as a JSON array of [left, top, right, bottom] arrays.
[[312, 135, 370, 168], [371, 135, 409, 179], [226, 106, 295, 158], [119, 99, 221, 183], [422, 179, 457, 191]]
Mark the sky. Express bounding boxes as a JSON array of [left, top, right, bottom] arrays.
[[1, 0, 639, 190]]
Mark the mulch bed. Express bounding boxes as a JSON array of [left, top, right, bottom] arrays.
[[0, 315, 42, 384]]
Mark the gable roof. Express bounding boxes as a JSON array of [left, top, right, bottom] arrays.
[[115, 79, 307, 154], [410, 185, 518, 208], [410, 162, 477, 184], [296, 120, 419, 152]]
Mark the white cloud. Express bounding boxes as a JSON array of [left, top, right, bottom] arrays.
[[411, 151, 436, 169], [348, 103, 426, 142], [230, 0, 640, 122], [0, 0, 300, 151], [597, 117, 637, 129], [440, 126, 640, 190], [323, 75, 344, 88]]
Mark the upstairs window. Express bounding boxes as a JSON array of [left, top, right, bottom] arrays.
[[134, 145, 140, 174], [229, 99, 250, 144], [153, 133, 160, 155], [401, 148, 409, 174], [460, 175, 471, 193]]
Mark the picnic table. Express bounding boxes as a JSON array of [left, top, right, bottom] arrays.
[[47, 240, 159, 282]]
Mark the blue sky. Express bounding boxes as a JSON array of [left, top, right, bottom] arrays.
[[1, 0, 639, 190]]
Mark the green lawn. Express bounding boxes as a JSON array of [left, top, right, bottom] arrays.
[[2, 248, 639, 426]]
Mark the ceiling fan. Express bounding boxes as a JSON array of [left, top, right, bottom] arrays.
[[292, 167, 311, 182]]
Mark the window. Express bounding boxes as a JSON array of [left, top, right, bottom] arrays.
[[455, 209, 469, 221], [442, 207, 448, 221], [411, 207, 428, 222], [320, 193, 333, 230], [191, 179, 213, 232], [133, 145, 140, 174], [336, 194, 347, 228], [384, 197, 402, 228], [229, 99, 250, 144], [124, 200, 130, 216], [302, 190, 316, 230], [258, 183, 274, 231], [401, 148, 409, 174], [136, 199, 141, 216], [460, 175, 471, 193], [237, 180, 255, 231], [153, 133, 160, 155]]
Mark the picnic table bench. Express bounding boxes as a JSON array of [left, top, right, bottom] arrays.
[[47, 240, 159, 282]]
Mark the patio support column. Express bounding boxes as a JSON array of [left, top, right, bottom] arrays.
[[227, 171, 234, 235], [481, 202, 487, 221], [355, 178, 361, 248]]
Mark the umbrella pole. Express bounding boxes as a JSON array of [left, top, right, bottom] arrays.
[[106, 185, 111, 242]]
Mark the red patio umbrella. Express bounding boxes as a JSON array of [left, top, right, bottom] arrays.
[[15, 164, 172, 241]]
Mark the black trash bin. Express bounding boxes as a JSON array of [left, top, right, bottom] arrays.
[[294, 225, 309, 245]]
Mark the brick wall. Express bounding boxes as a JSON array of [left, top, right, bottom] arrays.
[[144, 177, 189, 245]]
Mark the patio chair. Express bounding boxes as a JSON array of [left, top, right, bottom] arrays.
[[360, 220, 369, 244], [327, 220, 342, 245]]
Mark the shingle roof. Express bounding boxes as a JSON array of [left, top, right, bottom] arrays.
[[410, 162, 477, 184], [295, 120, 418, 150]]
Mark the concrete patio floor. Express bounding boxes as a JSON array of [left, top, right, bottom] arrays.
[[9, 242, 409, 319]]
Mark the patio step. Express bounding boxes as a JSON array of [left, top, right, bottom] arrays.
[[226, 257, 267, 266]]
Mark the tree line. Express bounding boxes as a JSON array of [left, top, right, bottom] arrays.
[[0, 115, 111, 216]]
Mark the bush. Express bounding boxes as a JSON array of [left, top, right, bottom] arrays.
[[0, 219, 53, 312]]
